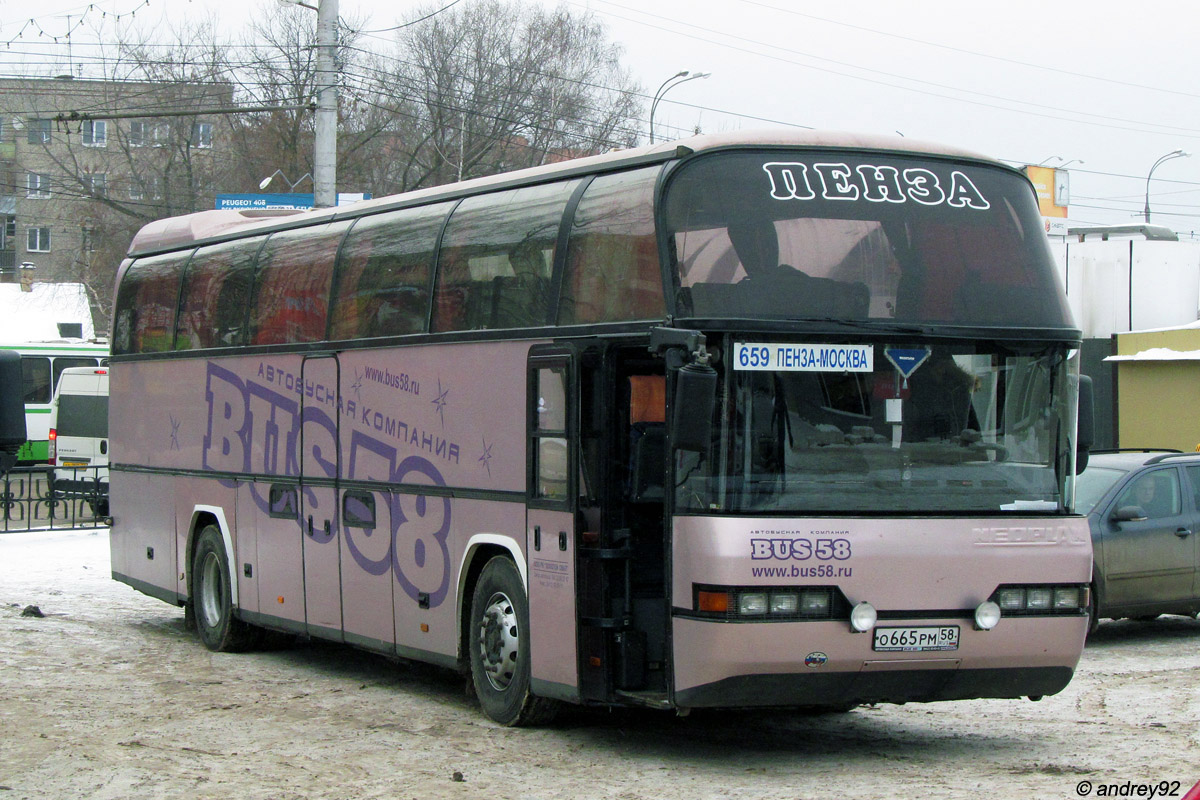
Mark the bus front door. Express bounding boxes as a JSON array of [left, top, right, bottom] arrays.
[[526, 350, 579, 702], [300, 354, 343, 640]]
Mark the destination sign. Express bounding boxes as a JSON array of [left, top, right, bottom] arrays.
[[734, 342, 874, 372]]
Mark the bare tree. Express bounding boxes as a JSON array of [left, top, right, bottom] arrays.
[[344, 0, 643, 193]]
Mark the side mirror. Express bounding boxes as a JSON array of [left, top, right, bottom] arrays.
[[672, 361, 717, 453], [1111, 505, 1148, 523], [0, 349, 26, 475], [1075, 375, 1094, 475]]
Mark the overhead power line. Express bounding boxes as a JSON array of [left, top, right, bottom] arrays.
[[53, 102, 315, 122]]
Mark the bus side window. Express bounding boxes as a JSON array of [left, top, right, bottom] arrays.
[[111, 251, 192, 355], [177, 238, 260, 349], [249, 221, 350, 345], [330, 203, 450, 340], [20, 357, 50, 404], [432, 181, 578, 333], [561, 166, 664, 325]]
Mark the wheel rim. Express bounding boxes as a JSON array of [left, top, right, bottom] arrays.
[[477, 590, 520, 692], [198, 551, 225, 630]]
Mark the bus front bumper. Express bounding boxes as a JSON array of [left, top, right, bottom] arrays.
[[671, 614, 1086, 709]]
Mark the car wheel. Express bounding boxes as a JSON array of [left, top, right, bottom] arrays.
[[468, 556, 558, 726]]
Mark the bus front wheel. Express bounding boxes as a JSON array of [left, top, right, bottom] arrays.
[[192, 524, 259, 652], [468, 556, 557, 726]]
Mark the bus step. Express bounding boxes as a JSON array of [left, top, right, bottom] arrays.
[[613, 689, 671, 710]]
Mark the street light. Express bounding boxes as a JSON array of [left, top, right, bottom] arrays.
[[1038, 156, 1084, 168], [1144, 149, 1191, 223], [258, 170, 313, 191], [649, 70, 711, 144]]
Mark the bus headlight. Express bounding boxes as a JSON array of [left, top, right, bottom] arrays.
[[850, 601, 877, 632], [770, 592, 799, 615], [738, 593, 768, 615], [988, 584, 1089, 616], [975, 600, 1002, 630], [1054, 587, 1084, 610]]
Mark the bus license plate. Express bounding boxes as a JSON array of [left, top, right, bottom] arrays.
[[873, 625, 959, 652]]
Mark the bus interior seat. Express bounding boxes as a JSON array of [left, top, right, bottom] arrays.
[[490, 275, 549, 328]]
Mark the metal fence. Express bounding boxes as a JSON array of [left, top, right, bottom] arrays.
[[1, 465, 110, 532]]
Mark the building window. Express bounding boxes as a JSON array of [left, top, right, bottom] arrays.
[[83, 120, 107, 147], [129, 175, 162, 202], [128, 121, 165, 147], [26, 172, 51, 198], [87, 173, 107, 197], [1, 215, 15, 250], [26, 118, 51, 145], [27, 227, 51, 253], [192, 122, 213, 148]]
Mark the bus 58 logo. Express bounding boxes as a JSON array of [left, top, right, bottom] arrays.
[[750, 537, 852, 561]]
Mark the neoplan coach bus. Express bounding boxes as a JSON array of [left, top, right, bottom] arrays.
[[109, 130, 1094, 725]]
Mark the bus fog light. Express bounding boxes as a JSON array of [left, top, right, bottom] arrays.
[[975, 600, 1002, 630], [800, 590, 831, 616], [770, 593, 799, 615], [850, 602, 877, 632], [739, 593, 768, 615], [1026, 588, 1052, 610], [1053, 587, 1082, 610]]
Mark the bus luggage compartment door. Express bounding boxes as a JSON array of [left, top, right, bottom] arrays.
[[300, 355, 343, 638]]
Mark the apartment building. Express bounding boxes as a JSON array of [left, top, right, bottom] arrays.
[[0, 76, 233, 284]]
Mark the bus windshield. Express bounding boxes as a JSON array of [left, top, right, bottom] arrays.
[[677, 341, 1078, 515], [663, 150, 1072, 329]]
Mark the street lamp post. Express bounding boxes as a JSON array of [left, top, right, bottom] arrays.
[[1143, 149, 1191, 223], [258, 170, 313, 191], [649, 70, 711, 144]]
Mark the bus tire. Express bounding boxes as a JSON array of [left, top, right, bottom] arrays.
[[468, 556, 558, 727], [192, 524, 258, 652]]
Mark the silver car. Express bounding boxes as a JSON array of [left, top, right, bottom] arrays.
[[1076, 450, 1200, 631]]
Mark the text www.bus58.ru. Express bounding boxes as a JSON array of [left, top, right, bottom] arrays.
[[751, 564, 853, 578]]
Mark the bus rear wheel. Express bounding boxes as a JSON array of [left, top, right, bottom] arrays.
[[468, 556, 557, 726], [192, 524, 259, 652]]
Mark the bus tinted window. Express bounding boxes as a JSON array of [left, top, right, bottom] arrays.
[[113, 251, 192, 354], [176, 238, 262, 349], [664, 151, 1072, 328], [21, 357, 50, 403], [249, 221, 351, 345], [330, 203, 452, 340], [561, 167, 665, 325], [433, 181, 579, 332]]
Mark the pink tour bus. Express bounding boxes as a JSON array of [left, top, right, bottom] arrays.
[[109, 130, 1094, 726]]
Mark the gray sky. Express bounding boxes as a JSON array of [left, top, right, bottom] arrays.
[[4, 0, 1198, 234]]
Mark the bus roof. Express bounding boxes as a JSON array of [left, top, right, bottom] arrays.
[[127, 129, 1007, 257]]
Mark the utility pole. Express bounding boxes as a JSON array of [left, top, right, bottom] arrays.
[[313, 0, 339, 208]]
